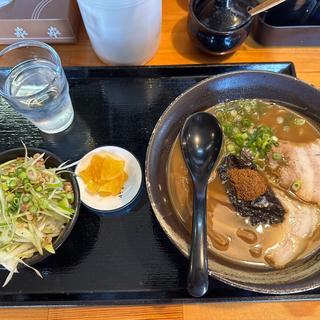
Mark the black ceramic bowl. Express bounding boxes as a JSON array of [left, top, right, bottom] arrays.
[[146, 71, 320, 294], [188, 0, 254, 55], [0, 147, 80, 267]]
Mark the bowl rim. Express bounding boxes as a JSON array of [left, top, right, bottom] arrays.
[[0, 147, 81, 268], [145, 70, 320, 294], [188, 0, 254, 35]]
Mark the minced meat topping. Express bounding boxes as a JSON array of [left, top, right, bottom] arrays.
[[228, 168, 268, 201]]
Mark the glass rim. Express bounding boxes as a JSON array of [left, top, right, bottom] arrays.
[[0, 40, 63, 101]]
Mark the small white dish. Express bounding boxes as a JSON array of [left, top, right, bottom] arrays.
[[75, 146, 142, 213]]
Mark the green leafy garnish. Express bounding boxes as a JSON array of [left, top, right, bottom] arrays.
[[0, 146, 75, 286]]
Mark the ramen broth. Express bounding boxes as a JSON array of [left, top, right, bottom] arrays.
[[167, 99, 320, 268]]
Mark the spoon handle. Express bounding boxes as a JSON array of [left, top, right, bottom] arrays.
[[187, 182, 208, 297]]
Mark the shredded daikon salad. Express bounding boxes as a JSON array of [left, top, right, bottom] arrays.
[[0, 146, 75, 286]]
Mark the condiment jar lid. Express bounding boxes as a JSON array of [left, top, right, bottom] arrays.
[[195, 0, 252, 31]]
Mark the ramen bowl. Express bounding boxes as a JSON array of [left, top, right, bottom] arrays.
[[145, 70, 320, 294]]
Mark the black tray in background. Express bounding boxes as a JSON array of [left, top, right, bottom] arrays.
[[2, 62, 319, 307], [252, 14, 320, 46]]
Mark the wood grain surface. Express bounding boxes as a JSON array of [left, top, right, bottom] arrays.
[[50, 0, 320, 88], [1, 0, 320, 319], [2, 302, 320, 320]]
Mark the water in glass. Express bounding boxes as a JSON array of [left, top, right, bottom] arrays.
[[4, 59, 74, 134]]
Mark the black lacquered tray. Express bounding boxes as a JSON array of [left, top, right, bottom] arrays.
[[2, 62, 319, 307]]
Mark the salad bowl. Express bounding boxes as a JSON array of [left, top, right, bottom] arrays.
[[0, 147, 80, 269]]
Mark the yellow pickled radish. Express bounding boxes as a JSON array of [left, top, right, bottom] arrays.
[[79, 153, 128, 197]]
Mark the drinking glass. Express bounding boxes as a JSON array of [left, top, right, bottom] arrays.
[[0, 40, 74, 134]]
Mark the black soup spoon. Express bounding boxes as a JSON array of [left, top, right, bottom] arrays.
[[180, 112, 223, 297]]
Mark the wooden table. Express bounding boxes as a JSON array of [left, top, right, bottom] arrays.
[[2, 0, 320, 319]]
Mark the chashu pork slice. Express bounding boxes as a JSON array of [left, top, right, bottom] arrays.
[[265, 189, 320, 268], [270, 139, 320, 205]]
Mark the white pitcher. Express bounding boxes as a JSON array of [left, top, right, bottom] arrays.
[[77, 0, 162, 65]]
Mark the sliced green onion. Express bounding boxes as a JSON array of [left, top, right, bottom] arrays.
[[241, 118, 251, 128], [291, 180, 302, 192], [59, 197, 70, 209], [18, 171, 27, 180], [38, 198, 48, 209], [235, 134, 244, 146], [16, 167, 25, 174], [6, 193, 14, 202], [226, 144, 236, 153], [44, 241, 55, 254], [66, 192, 74, 204], [35, 185, 43, 192], [255, 137, 262, 148], [48, 203, 73, 219], [22, 195, 31, 203], [241, 133, 248, 140], [57, 203, 74, 214], [294, 118, 305, 126], [7, 178, 17, 189], [272, 152, 282, 161], [24, 183, 32, 192], [12, 197, 19, 206], [14, 191, 22, 197], [29, 205, 38, 214], [223, 124, 233, 137], [0, 185, 10, 228], [47, 181, 63, 188]]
